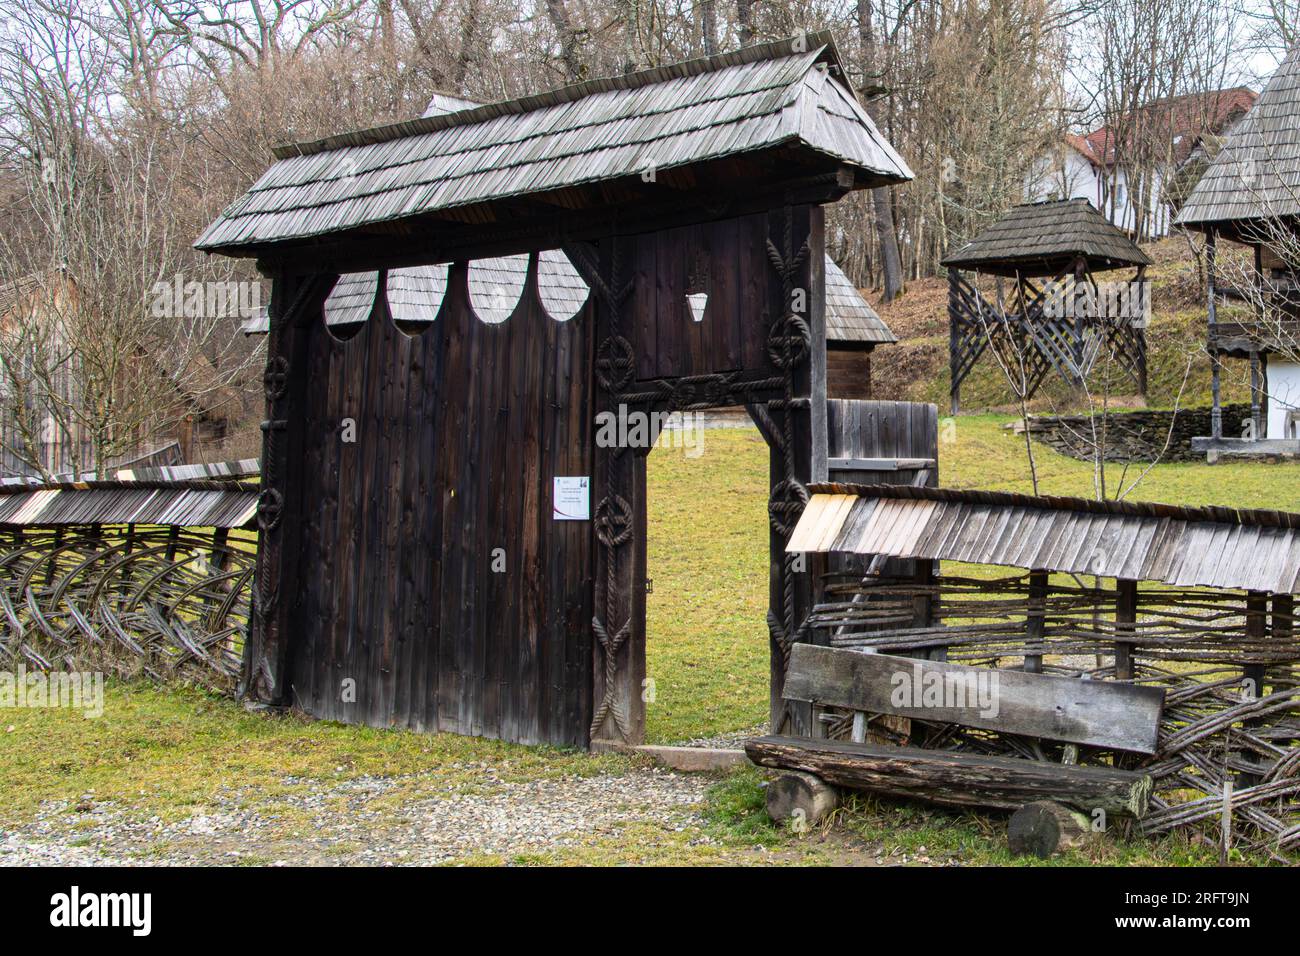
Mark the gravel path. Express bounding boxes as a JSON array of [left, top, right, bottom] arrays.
[[0, 767, 712, 866], [678, 723, 767, 749]]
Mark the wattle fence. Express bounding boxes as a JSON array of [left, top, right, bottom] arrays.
[[0, 469, 259, 691]]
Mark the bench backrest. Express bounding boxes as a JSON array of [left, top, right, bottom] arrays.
[[783, 643, 1164, 754]]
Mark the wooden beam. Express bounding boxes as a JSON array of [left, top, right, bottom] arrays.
[[1025, 569, 1049, 673], [744, 735, 1154, 817], [1115, 578, 1138, 681], [827, 457, 937, 471], [247, 170, 856, 274], [780, 644, 1164, 753]]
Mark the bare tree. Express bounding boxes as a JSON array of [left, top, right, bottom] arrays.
[[858, 0, 905, 302], [0, 0, 258, 477], [973, 267, 1196, 500], [544, 0, 585, 80]]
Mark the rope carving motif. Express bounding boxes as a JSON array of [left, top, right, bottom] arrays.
[[589, 238, 637, 740], [765, 206, 814, 675]]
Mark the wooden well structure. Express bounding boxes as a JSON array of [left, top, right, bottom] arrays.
[[1177, 44, 1300, 459], [943, 199, 1151, 414], [196, 34, 928, 749]]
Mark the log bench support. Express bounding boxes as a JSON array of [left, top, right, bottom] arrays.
[[1008, 800, 1092, 858], [766, 770, 840, 829], [746, 735, 1154, 819]]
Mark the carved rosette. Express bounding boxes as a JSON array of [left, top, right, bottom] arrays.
[[581, 240, 637, 742]]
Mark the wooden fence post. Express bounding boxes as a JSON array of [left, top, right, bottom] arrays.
[[1115, 578, 1137, 680], [1025, 569, 1048, 673], [240, 268, 336, 706]]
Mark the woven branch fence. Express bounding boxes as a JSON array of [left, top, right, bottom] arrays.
[[3, 519, 1298, 855], [0, 525, 256, 693], [810, 571, 1300, 859]]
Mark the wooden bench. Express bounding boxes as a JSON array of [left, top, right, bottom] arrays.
[[747, 644, 1162, 827]]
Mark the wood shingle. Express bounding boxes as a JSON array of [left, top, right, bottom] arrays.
[[1176, 44, 1300, 233]]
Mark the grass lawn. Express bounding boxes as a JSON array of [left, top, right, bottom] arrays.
[[2, 414, 1294, 865], [644, 416, 1300, 745]]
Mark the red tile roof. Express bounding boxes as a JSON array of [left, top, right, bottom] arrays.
[[1065, 87, 1257, 168]]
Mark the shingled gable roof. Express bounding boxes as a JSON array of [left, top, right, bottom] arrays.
[[940, 199, 1152, 277], [196, 33, 912, 256], [1176, 45, 1300, 235]]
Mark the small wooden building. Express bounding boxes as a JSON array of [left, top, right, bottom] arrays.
[[942, 199, 1152, 414], [1177, 44, 1300, 459], [196, 35, 921, 749], [825, 258, 895, 399]]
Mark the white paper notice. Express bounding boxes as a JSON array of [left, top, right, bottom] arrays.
[[553, 476, 590, 520]]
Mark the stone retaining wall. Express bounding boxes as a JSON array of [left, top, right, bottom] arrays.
[[1023, 404, 1252, 463]]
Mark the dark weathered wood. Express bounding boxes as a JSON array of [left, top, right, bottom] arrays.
[[242, 269, 336, 706], [766, 770, 840, 827], [241, 203, 937, 752], [826, 345, 874, 400], [1115, 578, 1137, 680], [745, 735, 1154, 817], [1025, 569, 1048, 673], [1008, 800, 1091, 858], [287, 257, 595, 746], [781, 644, 1165, 754]]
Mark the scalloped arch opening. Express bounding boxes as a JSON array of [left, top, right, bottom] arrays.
[[386, 264, 449, 336], [537, 250, 590, 321], [468, 255, 528, 324], [323, 271, 378, 342]]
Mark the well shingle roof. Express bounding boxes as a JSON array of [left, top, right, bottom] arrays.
[[941, 199, 1152, 276], [196, 34, 911, 255], [1176, 45, 1300, 231], [0, 480, 259, 528]]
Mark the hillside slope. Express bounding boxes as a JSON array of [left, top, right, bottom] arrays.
[[864, 237, 1257, 413]]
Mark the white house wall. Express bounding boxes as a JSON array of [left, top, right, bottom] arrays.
[[1025, 148, 1171, 238], [1268, 360, 1300, 439]]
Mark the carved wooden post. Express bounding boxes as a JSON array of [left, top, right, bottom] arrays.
[[240, 268, 335, 706], [764, 203, 824, 736], [1207, 229, 1222, 440], [585, 237, 642, 746]]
